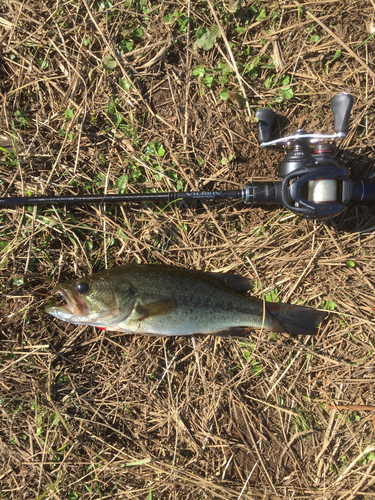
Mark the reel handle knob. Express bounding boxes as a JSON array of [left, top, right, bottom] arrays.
[[255, 108, 275, 143], [330, 93, 354, 134]]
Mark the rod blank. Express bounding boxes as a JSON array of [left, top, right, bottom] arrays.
[[0, 189, 243, 207]]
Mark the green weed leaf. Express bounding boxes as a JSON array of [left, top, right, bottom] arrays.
[[330, 49, 341, 62], [264, 76, 274, 89], [164, 12, 188, 32], [244, 57, 260, 77], [265, 288, 280, 303], [218, 62, 231, 73], [103, 56, 117, 71], [321, 299, 337, 311], [251, 362, 263, 375], [99, 0, 113, 10], [133, 27, 143, 38], [195, 25, 221, 51], [228, 0, 241, 13], [279, 87, 294, 100], [116, 174, 129, 193], [193, 66, 205, 78], [196, 26, 205, 39], [36, 58, 49, 70], [119, 78, 132, 91], [256, 8, 266, 21], [65, 109, 74, 119], [177, 14, 189, 33], [326, 299, 337, 311], [125, 458, 152, 467], [204, 74, 214, 87], [220, 154, 234, 165], [14, 109, 26, 121], [119, 40, 133, 54], [220, 89, 229, 100], [12, 277, 24, 286], [144, 142, 155, 155], [157, 144, 166, 157]]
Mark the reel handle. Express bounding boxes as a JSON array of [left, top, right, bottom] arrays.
[[255, 108, 275, 143], [330, 93, 354, 134]]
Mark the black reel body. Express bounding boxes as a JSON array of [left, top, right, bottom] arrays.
[[279, 143, 352, 220], [255, 93, 356, 219]]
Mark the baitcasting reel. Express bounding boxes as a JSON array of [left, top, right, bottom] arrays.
[[251, 92, 373, 219], [1, 93, 374, 220]]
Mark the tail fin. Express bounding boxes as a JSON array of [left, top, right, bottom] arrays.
[[265, 302, 326, 336]]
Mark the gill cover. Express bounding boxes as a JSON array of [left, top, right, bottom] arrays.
[[45, 275, 138, 327]]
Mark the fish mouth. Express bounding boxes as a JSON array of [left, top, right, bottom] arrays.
[[54, 286, 89, 317]]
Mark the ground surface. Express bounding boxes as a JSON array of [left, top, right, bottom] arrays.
[[1, 0, 375, 498]]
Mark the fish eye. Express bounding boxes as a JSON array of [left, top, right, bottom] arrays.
[[76, 282, 91, 295]]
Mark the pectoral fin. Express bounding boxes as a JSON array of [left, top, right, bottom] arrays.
[[135, 299, 177, 321]]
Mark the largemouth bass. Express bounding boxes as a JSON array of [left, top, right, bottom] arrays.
[[45, 265, 326, 336]]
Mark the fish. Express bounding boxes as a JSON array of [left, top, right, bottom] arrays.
[[45, 264, 326, 336]]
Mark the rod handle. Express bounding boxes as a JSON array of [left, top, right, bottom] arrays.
[[351, 179, 375, 203]]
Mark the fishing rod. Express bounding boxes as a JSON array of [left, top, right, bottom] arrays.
[[1, 93, 374, 220]]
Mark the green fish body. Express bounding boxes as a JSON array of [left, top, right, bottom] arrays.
[[45, 264, 326, 336]]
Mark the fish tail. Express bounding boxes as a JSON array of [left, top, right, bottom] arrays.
[[265, 302, 326, 336]]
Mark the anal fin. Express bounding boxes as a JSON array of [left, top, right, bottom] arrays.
[[211, 327, 251, 338]]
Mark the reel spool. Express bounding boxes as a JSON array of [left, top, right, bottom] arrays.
[[307, 179, 338, 203]]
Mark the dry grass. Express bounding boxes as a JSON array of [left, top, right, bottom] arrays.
[[1, 0, 375, 498]]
